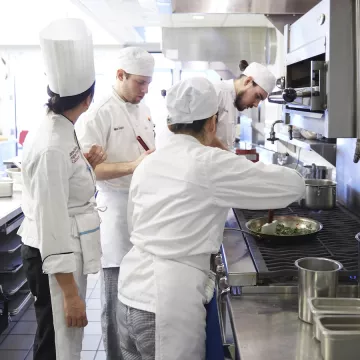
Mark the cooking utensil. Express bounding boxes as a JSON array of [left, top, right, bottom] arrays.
[[316, 315, 360, 360], [136, 136, 149, 151], [260, 210, 278, 235], [243, 215, 322, 242], [300, 179, 336, 210], [295, 257, 343, 323]]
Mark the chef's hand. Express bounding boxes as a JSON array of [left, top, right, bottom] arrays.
[[84, 145, 107, 169], [64, 294, 88, 328], [131, 149, 155, 172]]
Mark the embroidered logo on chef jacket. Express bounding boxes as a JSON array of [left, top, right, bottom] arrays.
[[114, 126, 124, 131], [70, 146, 80, 163]]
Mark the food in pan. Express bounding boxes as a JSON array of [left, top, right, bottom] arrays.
[[255, 223, 314, 236]]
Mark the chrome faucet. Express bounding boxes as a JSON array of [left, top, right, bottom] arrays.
[[267, 120, 284, 144]]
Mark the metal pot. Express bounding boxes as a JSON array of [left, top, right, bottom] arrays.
[[300, 179, 336, 210]]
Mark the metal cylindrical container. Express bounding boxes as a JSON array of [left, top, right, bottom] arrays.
[[295, 257, 343, 323], [301, 180, 337, 210]]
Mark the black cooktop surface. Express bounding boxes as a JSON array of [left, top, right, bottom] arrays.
[[233, 204, 359, 282]]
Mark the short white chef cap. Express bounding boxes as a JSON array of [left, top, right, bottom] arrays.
[[117, 47, 155, 77], [166, 77, 218, 125], [243, 62, 276, 95], [40, 18, 95, 97]]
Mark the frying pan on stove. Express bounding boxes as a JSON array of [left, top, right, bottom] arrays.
[[239, 215, 323, 242]]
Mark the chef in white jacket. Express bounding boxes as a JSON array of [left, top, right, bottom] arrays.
[[75, 46, 155, 359], [116, 77, 305, 360], [214, 60, 276, 150], [19, 18, 105, 360], [153, 61, 276, 151]]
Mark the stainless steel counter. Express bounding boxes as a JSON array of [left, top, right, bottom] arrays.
[[230, 293, 323, 360], [0, 190, 22, 227]]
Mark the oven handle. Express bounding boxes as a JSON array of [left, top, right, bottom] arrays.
[[218, 289, 242, 360], [268, 88, 320, 104]]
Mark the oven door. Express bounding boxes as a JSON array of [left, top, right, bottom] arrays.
[[285, 59, 326, 111], [269, 60, 326, 112]]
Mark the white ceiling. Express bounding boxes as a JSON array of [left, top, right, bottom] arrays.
[[0, 0, 274, 46], [0, 0, 119, 45], [73, 0, 273, 44]]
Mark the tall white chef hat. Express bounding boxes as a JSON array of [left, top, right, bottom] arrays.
[[40, 18, 95, 97], [117, 47, 155, 77], [243, 62, 276, 95], [166, 77, 218, 125]]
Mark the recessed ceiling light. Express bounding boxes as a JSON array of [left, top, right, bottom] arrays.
[[193, 15, 205, 20]]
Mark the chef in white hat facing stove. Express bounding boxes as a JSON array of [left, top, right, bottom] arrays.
[[19, 18, 106, 360], [213, 60, 276, 150], [154, 60, 276, 151], [116, 77, 305, 360], [76, 46, 155, 359]]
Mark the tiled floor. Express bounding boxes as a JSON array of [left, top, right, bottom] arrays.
[[0, 273, 106, 360]]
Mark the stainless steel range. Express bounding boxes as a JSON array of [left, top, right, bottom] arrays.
[[214, 206, 360, 360], [232, 205, 359, 283]]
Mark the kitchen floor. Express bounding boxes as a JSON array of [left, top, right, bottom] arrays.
[[0, 273, 105, 360]]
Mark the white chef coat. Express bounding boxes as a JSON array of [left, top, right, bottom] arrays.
[[18, 112, 97, 274], [118, 134, 305, 311], [214, 79, 237, 150], [75, 88, 155, 268], [118, 134, 304, 359], [76, 88, 155, 191]]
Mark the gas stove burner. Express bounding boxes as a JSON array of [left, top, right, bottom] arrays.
[[234, 204, 359, 282]]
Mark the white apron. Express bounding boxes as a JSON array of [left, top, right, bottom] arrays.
[[96, 189, 130, 268], [153, 255, 215, 360]]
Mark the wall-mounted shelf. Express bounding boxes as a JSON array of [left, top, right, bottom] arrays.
[[276, 133, 337, 166]]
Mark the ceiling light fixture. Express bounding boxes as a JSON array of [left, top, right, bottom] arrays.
[[193, 15, 205, 20]]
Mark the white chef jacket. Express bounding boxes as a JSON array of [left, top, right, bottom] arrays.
[[214, 79, 237, 150], [75, 88, 155, 268], [18, 112, 97, 274], [118, 134, 305, 312], [75, 88, 155, 191]]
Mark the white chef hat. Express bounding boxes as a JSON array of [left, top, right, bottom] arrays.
[[243, 62, 276, 95], [40, 18, 95, 97], [166, 77, 218, 125], [117, 47, 155, 77]]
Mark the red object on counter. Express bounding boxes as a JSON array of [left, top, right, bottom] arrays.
[[18, 130, 29, 146], [136, 136, 150, 151], [235, 148, 259, 162]]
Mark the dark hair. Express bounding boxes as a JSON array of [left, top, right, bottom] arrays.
[[237, 59, 258, 86], [169, 118, 208, 134], [46, 81, 96, 114], [168, 112, 218, 135], [239, 59, 249, 72]]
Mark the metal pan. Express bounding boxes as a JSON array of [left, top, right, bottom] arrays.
[[240, 215, 323, 243]]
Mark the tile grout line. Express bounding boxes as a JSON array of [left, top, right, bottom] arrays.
[[24, 346, 32, 360]]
